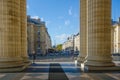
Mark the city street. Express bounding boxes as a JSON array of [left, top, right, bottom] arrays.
[[0, 0, 120, 80], [29, 53, 77, 62]]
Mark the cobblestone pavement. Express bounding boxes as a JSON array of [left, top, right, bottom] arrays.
[[0, 61, 120, 80]]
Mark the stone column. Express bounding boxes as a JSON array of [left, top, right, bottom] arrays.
[[20, 0, 29, 63], [77, 0, 87, 63], [0, 0, 24, 72], [82, 0, 117, 71]]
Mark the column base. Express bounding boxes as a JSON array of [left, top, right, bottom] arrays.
[[81, 63, 120, 72], [77, 56, 86, 65], [0, 66, 24, 72], [0, 62, 31, 72], [0, 57, 31, 72], [22, 56, 30, 63]]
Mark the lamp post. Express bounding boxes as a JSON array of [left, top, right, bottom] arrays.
[[73, 35, 75, 58]]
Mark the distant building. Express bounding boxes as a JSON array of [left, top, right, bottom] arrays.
[[45, 28, 52, 53], [27, 15, 52, 56], [27, 22, 36, 55], [37, 22, 46, 55], [74, 33, 80, 52], [62, 35, 74, 53], [111, 18, 120, 54], [27, 16, 40, 55], [62, 33, 80, 54]]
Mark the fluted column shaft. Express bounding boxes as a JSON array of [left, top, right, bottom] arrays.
[[84, 0, 114, 67], [78, 0, 87, 63], [20, 0, 29, 62], [0, 0, 24, 70]]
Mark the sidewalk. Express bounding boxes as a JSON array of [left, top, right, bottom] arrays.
[[0, 61, 120, 80], [114, 61, 120, 66]]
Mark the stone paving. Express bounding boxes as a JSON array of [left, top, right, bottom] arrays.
[[0, 61, 120, 80]]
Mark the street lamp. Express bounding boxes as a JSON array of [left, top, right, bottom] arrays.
[[72, 35, 75, 58]]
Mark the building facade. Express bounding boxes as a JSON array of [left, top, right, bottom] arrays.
[[74, 33, 80, 53], [39, 22, 52, 55], [45, 28, 52, 54], [111, 18, 120, 54], [27, 22, 38, 55], [27, 16, 40, 55], [27, 16, 52, 56], [62, 38, 73, 53], [39, 22, 46, 55], [62, 33, 80, 54]]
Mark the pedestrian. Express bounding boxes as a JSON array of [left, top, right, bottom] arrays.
[[32, 51, 36, 63]]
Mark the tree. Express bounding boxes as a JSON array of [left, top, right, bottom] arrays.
[[56, 44, 62, 51]]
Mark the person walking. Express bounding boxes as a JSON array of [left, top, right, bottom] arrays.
[[32, 51, 36, 63]]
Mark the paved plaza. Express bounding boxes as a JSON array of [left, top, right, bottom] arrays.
[[0, 60, 120, 80]]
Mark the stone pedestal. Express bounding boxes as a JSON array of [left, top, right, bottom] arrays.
[[77, 0, 87, 64], [81, 0, 116, 71], [81, 63, 120, 72]]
